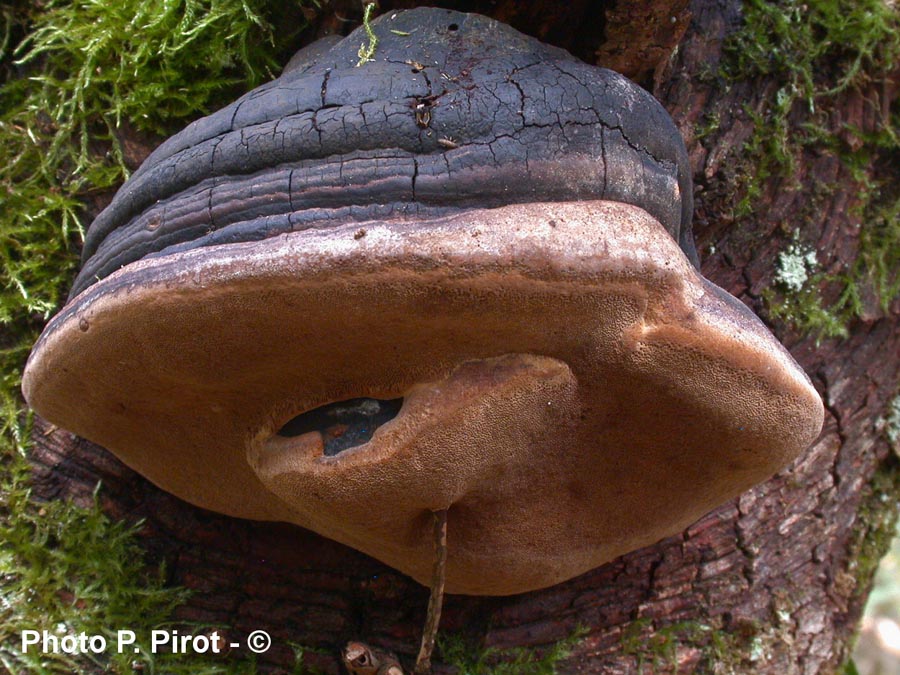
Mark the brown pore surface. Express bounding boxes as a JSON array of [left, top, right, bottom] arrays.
[[23, 200, 823, 596]]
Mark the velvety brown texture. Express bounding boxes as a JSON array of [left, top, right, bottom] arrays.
[[23, 200, 823, 595]]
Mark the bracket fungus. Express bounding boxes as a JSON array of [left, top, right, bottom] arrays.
[[23, 8, 823, 598]]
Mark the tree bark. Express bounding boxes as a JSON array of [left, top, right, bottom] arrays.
[[27, 1, 900, 673]]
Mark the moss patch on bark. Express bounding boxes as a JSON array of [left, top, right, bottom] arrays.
[[721, 0, 900, 339], [0, 2, 323, 672]]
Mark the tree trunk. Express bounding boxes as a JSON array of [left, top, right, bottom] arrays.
[[27, 1, 900, 673]]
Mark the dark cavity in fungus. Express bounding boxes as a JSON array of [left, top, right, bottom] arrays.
[[278, 397, 404, 455]]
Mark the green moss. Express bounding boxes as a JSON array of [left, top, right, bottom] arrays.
[[620, 617, 748, 673], [618, 601, 814, 674], [2, 0, 317, 351], [0, 416, 333, 674], [836, 455, 900, 674], [693, 110, 722, 141], [356, 2, 378, 67], [436, 627, 586, 675], [1, 1, 319, 672], [17, 0, 296, 138], [1, 0, 313, 350], [846, 458, 900, 599], [721, 0, 900, 339], [761, 274, 850, 340], [2, 438, 178, 673], [882, 394, 900, 447], [758, 231, 848, 340]]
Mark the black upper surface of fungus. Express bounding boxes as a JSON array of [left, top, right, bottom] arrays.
[[72, 7, 696, 298]]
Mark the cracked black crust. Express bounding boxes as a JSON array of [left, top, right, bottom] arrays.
[[73, 7, 696, 297]]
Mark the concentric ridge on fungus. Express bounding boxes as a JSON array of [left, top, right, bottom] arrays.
[[24, 8, 823, 596]]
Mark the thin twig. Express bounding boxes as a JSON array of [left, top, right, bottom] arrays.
[[414, 509, 448, 675]]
